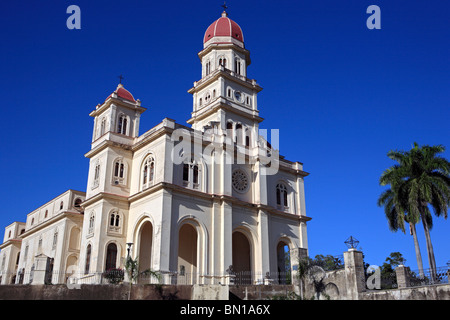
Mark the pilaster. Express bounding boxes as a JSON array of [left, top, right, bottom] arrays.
[[343, 248, 366, 299], [395, 265, 411, 289]]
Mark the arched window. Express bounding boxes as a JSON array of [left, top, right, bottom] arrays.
[[235, 58, 241, 75], [88, 213, 95, 235], [44, 210, 48, 218], [93, 161, 100, 188], [52, 231, 58, 249], [74, 198, 82, 208], [117, 114, 128, 135], [204, 92, 211, 104], [193, 165, 199, 185], [182, 158, 201, 190], [205, 60, 211, 76], [105, 243, 117, 271], [85, 244, 91, 275], [100, 118, 106, 136], [183, 163, 189, 182], [219, 57, 227, 68], [235, 123, 243, 144], [60, 201, 64, 210], [226, 122, 234, 141], [112, 159, 126, 186], [109, 211, 121, 232], [141, 155, 155, 190], [276, 183, 288, 209]]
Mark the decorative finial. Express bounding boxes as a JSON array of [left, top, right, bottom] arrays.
[[118, 74, 124, 84], [221, 1, 228, 17], [344, 236, 359, 250]]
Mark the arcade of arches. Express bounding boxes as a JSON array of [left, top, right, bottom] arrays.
[[133, 220, 293, 284]]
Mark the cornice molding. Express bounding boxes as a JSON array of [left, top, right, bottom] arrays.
[[19, 211, 83, 240]]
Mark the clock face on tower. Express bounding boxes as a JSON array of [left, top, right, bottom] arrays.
[[234, 91, 242, 102]]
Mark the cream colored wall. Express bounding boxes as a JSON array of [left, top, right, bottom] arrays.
[[18, 215, 83, 284], [25, 190, 84, 230], [79, 197, 127, 274], [3, 222, 25, 243], [0, 245, 20, 284], [130, 135, 167, 196]]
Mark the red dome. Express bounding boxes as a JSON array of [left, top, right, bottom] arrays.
[[203, 12, 244, 45], [106, 84, 136, 102]]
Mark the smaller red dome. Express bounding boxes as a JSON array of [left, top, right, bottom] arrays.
[[106, 84, 136, 102], [203, 12, 244, 45]]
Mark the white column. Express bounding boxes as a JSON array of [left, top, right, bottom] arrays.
[[156, 189, 173, 273], [257, 209, 270, 276], [221, 200, 233, 282]]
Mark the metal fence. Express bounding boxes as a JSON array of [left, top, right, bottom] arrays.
[[4, 265, 448, 289], [0, 270, 296, 286], [408, 266, 449, 287]]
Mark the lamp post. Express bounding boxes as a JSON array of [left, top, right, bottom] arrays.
[[126, 243, 133, 259]]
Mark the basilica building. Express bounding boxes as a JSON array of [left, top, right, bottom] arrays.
[[0, 10, 311, 286]]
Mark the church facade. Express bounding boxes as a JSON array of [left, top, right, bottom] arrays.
[[0, 11, 311, 286]]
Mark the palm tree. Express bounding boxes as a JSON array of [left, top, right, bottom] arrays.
[[379, 142, 450, 280], [124, 256, 160, 300], [296, 256, 312, 300], [377, 187, 424, 277]]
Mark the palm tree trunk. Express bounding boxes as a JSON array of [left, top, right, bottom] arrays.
[[299, 280, 304, 300], [410, 223, 425, 278], [420, 209, 437, 282]]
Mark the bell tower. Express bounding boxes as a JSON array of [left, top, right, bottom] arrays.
[[79, 83, 146, 276], [187, 9, 263, 146], [86, 83, 146, 199]]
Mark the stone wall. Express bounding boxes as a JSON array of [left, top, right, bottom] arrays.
[[299, 249, 450, 300], [300, 249, 363, 300], [229, 285, 296, 300], [0, 284, 193, 300], [0, 282, 449, 300], [360, 284, 450, 300]]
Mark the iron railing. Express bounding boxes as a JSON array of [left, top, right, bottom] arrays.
[[408, 266, 449, 287], [0, 270, 296, 286]]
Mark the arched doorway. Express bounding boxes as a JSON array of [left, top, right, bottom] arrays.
[[277, 241, 291, 284], [177, 224, 197, 284], [65, 255, 78, 284], [105, 243, 117, 270], [232, 231, 252, 284], [138, 221, 153, 273]]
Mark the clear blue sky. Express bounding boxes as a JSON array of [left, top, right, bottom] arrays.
[[0, 0, 449, 270]]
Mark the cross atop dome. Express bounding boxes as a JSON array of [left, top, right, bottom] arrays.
[[221, 1, 228, 17]]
